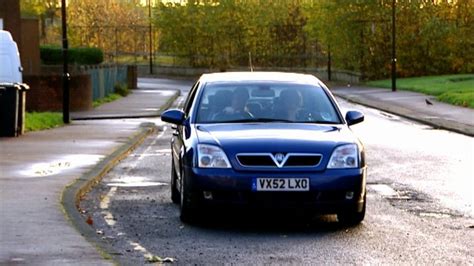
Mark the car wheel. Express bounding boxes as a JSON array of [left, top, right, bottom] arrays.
[[337, 194, 366, 226], [180, 169, 197, 223], [170, 159, 180, 204]]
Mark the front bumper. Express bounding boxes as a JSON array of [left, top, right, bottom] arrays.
[[184, 166, 366, 213]]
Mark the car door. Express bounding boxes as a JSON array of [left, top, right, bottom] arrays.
[[172, 81, 200, 181]]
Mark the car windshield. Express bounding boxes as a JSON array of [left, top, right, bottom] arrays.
[[196, 81, 341, 124]]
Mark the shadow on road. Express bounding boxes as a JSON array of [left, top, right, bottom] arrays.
[[186, 207, 362, 234]]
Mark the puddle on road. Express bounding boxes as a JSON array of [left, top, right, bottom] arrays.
[[19, 154, 104, 177], [370, 183, 465, 219], [368, 184, 398, 197], [107, 176, 168, 187]]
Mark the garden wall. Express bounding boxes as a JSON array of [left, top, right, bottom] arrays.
[[24, 74, 92, 112]]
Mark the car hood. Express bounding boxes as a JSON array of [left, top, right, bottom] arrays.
[[195, 123, 359, 170]]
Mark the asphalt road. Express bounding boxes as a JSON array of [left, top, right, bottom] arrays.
[[80, 86, 474, 264]]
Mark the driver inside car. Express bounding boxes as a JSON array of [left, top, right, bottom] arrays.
[[275, 89, 303, 121], [214, 89, 253, 121]]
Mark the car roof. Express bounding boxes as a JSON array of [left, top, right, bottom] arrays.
[[199, 72, 322, 85]]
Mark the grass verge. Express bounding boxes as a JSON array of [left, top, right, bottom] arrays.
[[25, 112, 63, 132], [93, 83, 130, 108], [365, 74, 474, 108], [93, 93, 122, 108], [114, 55, 189, 66], [25, 85, 130, 132]]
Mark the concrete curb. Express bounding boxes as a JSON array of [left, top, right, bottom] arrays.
[[72, 90, 181, 121], [61, 122, 156, 264], [158, 89, 181, 115], [333, 92, 474, 137]]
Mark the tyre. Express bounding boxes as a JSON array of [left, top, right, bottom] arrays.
[[179, 169, 197, 223], [170, 159, 180, 204], [337, 195, 366, 226]]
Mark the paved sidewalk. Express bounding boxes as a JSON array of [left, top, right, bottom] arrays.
[[71, 85, 179, 120], [0, 82, 179, 265], [331, 86, 474, 137]]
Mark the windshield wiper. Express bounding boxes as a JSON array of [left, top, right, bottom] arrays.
[[300, 120, 340, 124], [220, 118, 294, 123], [216, 118, 341, 124]]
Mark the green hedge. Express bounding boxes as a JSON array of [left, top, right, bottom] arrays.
[[40, 46, 104, 65]]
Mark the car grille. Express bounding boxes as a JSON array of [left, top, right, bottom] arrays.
[[236, 153, 322, 168]]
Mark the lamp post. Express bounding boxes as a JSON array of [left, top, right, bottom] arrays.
[[148, 0, 153, 75], [61, 0, 70, 123], [391, 0, 397, 92], [327, 44, 332, 81]]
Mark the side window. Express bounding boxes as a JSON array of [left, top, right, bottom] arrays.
[[183, 81, 200, 115]]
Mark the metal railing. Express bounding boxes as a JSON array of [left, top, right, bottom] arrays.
[[78, 65, 127, 100]]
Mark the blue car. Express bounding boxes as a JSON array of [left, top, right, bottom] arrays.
[[161, 72, 366, 225]]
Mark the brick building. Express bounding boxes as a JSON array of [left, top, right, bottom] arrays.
[[0, 0, 22, 47], [0, 0, 40, 75]]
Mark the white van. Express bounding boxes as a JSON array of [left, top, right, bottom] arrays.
[[0, 30, 22, 83], [0, 30, 28, 137]]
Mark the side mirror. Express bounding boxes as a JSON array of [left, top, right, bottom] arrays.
[[161, 109, 186, 125], [345, 110, 364, 126]]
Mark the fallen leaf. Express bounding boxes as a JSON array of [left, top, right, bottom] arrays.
[[86, 215, 93, 226]]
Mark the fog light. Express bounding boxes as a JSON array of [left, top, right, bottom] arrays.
[[345, 191, 354, 200], [203, 191, 213, 200]]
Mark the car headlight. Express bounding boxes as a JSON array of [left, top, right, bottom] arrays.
[[327, 144, 359, 169], [197, 144, 231, 168]]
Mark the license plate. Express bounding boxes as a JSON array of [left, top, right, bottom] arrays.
[[252, 178, 310, 192]]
